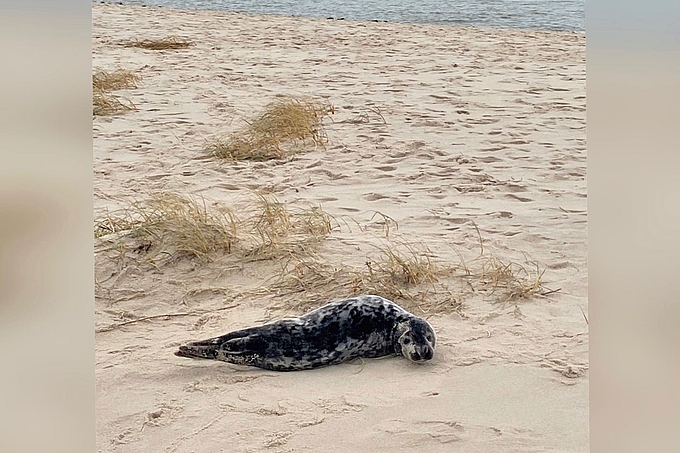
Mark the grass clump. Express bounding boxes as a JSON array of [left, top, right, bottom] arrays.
[[473, 255, 546, 302], [267, 227, 550, 315], [241, 193, 334, 258], [95, 192, 335, 265], [350, 242, 460, 313], [93, 88, 136, 116], [95, 193, 237, 262], [92, 68, 139, 116], [269, 241, 461, 314], [208, 96, 334, 161], [93, 68, 140, 91], [354, 242, 445, 302], [122, 36, 192, 50]]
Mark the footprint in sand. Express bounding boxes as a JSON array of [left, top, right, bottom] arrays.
[[506, 194, 533, 202], [504, 183, 528, 193], [547, 261, 572, 270], [485, 211, 514, 219], [478, 156, 502, 163], [364, 193, 390, 201]]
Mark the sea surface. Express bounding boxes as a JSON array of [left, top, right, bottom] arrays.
[[108, 0, 585, 32]]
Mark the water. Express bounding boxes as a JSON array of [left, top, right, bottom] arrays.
[[109, 0, 585, 32]]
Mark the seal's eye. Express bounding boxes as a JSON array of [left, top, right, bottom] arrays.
[[426, 334, 433, 342], [403, 338, 411, 345]]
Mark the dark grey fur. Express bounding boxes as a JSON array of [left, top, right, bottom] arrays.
[[175, 295, 436, 371]]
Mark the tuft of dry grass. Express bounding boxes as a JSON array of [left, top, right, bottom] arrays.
[[267, 229, 548, 315], [122, 36, 192, 50], [92, 68, 139, 116], [95, 193, 335, 265], [208, 96, 334, 161], [242, 193, 334, 258], [95, 193, 237, 262], [473, 255, 546, 302], [93, 88, 136, 116], [367, 242, 440, 287], [268, 241, 461, 314], [434, 222, 549, 303], [93, 68, 141, 91], [350, 244, 453, 310]]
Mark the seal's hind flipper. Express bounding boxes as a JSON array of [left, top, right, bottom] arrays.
[[175, 343, 219, 360], [175, 326, 261, 360]]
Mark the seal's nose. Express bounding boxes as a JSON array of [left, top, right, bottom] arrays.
[[421, 347, 433, 361]]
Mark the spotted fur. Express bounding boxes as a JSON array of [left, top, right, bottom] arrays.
[[175, 295, 436, 371]]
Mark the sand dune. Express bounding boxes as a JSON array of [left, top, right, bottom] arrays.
[[94, 2, 587, 452]]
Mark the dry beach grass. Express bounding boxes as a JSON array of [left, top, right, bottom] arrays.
[[92, 68, 139, 116], [95, 192, 336, 263], [207, 96, 334, 161], [93, 68, 141, 91], [96, 192, 546, 315]]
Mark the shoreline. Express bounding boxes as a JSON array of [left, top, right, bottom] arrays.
[[94, 1, 586, 36]]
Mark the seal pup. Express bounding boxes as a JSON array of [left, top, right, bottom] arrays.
[[175, 295, 436, 371]]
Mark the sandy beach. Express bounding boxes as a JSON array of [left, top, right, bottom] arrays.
[[93, 2, 587, 452]]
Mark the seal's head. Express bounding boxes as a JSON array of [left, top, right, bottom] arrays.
[[397, 317, 436, 362]]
